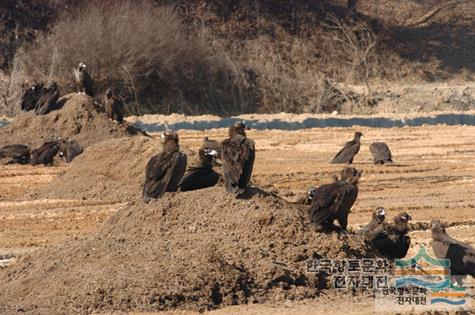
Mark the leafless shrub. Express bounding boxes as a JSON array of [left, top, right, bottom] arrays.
[[7, 0, 254, 116]]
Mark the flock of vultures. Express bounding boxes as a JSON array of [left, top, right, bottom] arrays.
[[1, 63, 474, 286]]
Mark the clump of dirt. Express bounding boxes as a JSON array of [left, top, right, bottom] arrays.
[[0, 93, 145, 149], [0, 187, 375, 314], [34, 136, 198, 202]]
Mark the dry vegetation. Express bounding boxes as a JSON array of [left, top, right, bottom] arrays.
[[0, 0, 474, 116]]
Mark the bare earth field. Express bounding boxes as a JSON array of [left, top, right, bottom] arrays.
[[1, 123, 474, 314]]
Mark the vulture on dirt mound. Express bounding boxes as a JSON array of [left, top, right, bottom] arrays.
[[331, 131, 363, 164], [431, 220, 475, 285], [371, 212, 412, 259], [308, 167, 361, 231], [20, 83, 44, 112], [221, 121, 255, 196], [358, 207, 386, 241], [202, 136, 222, 161], [370, 142, 393, 165], [59, 139, 83, 163], [30, 140, 60, 166], [178, 148, 219, 192], [34, 81, 60, 115], [73, 62, 94, 96], [0, 144, 30, 164], [103, 89, 124, 123], [143, 130, 187, 202]]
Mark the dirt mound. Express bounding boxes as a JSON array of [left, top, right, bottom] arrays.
[[34, 136, 198, 202], [0, 187, 375, 314], [0, 93, 144, 149]]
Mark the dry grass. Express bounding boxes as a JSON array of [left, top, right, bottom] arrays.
[[6, 0, 254, 116]]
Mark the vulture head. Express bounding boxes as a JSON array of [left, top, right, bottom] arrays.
[[354, 131, 363, 140], [105, 88, 113, 98], [307, 187, 318, 201], [394, 211, 412, 225], [78, 62, 86, 71], [340, 166, 362, 184], [229, 121, 250, 137], [160, 130, 179, 145], [373, 207, 386, 222], [431, 219, 446, 234]]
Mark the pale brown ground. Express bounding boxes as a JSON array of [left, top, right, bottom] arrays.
[[1, 124, 474, 314]]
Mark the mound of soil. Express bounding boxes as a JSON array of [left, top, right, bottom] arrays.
[[0, 187, 375, 314], [34, 136, 198, 202], [0, 93, 144, 149]]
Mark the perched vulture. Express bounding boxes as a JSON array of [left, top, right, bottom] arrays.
[[358, 207, 386, 241], [308, 167, 361, 231], [30, 140, 60, 166], [431, 220, 475, 285], [59, 139, 83, 163], [221, 121, 255, 196], [178, 148, 219, 192], [371, 212, 412, 259], [331, 131, 363, 164], [73, 62, 94, 96], [103, 89, 124, 123], [370, 142, 393, 165], [0, 144, 30, 164], [34, 82, 60, 115], [20, 83, 44, 112], [142, 130, 187, 202]]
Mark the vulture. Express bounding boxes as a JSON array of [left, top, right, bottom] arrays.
[[202, 136, 222, 161], [371, 212, 412, 259], [59, 139, 83, 163], [142, 130, 187, 202], [294, 187, 318, 205], [20, 83, 44, 112], [369, 142, 393, 165], [177, 148, 219, 192], [0, 144, 30, 164], [358, 207, 386, 241], [331, 131, 363, 164], [221, 121, 255, 196], [308, 167, 361, 231], [34, 82, 60, 115], [103, 89, 124, 123], [431, 220, 475, 285], [30, 140, 60, 166], [74, 62, 94, 96]]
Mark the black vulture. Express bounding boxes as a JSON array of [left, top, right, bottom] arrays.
[[371, 212, 412, 259], [431, 220, 475, 285], [177, 148, 219, 192], [202, 136, 222, 161], [0, 144, 30, 164], [331, 131, 363, 164], [308, 167, 361, 231], [30, 140, 60, 166], [221, 121, 255, 196], [103, 89, 124, 123], [358, 207, 386, 241], [74, 62, 94, 96], [142, 130, 187, 202], [34, 82, 60, 115], [369, 142, 393, 165], [59, 139, 83, 163], [20, 83, 43, 112]]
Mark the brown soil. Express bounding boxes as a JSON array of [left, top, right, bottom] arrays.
[[0, 93, 143, 149], [0, 187, 373, 314], [1, 111, 475, 314]]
